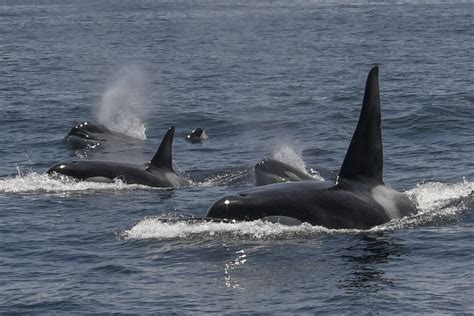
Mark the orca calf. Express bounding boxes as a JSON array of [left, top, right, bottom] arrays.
[[185, 128, 208, 143], [49, 127, 189, 188], [255, 158, 323, 186], [66, 121, 136, 149], [206, 66, 417, 229]]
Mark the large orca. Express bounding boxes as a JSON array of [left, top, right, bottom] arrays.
[[206, 66, 417, 229], [255, 158, 323, 186], [49, 127, 189, 188], [65, 121, 137, 149]]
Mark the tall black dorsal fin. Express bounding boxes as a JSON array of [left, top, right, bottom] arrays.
[[338, 66, 383, 184], [148, 127, 175, 171]]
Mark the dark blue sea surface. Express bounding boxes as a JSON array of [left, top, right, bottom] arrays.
[[0, 0, 473, 314]]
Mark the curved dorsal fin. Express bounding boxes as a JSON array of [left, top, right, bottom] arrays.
[[148, 127, 175, 171], [338, 66, 383, 184]]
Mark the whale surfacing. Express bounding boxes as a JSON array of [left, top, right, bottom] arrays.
[[65, 121, 137, 149], [255, 158, 323, 186], [205, 66, 417, 229], [49, 127, 189, 188]]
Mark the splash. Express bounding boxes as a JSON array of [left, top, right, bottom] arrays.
[[0, 172, 162, 195], [122, 216, 327, 240], [97, 65, 148, 140], [122, 179, 473, 241], [272, 145, 324, 180], [407, 179, 473, 212], [272, 145, 307, 172], [376, 179, 474, 229]]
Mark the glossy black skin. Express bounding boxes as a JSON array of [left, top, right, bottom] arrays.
[[65, 121, 136, 149], [206, 178, 415, 229], [185, 128, 207, 143], [255, 158, 316, 186], [47, 161, 187, 187]]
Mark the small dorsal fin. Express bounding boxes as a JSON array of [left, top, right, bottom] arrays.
[[147, 127, 175, 171], [338, 66, 384, 184]]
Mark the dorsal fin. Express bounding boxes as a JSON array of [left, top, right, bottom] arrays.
[[338, 66, 383, 184], [147, 127, 175, 171]]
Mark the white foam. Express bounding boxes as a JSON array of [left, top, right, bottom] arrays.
[[0, 172, 160, 194], [408, 179, 473, 212], [122, 217, 330, 240], [97, 65, 149, 140], [373, 179, 473, 231]]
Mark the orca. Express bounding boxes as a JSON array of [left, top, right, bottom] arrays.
[[49, 127, 189, 188], [255, 158, 323, 186], [206, 66, 417, 229], [65, 121, 137, 149], [185, 128, 208, 143]]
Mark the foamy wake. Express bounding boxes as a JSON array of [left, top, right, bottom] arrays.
[[0, 173, 160, 194], [376, 179, 474, 230], [122, 217, 327, 241], [122, 179, 473, 241], [0, 168, 251, 195]]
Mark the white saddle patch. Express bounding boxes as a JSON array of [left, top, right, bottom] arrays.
[[164, 171, 189, 187], [371, 185, 401, 219]]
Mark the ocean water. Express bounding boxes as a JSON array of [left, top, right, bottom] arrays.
[[0, 0, 473, 314]]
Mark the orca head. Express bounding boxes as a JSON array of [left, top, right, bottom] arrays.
[[206, 194, 305, 226], [185, 128, 207, 143], [206, 194, 267, 221], [206, 180, 333, 223], [254, 158, 313, 186], [47, 161, 87, 179], [48, 161, 117, 183], [67, 122, 110, 140]]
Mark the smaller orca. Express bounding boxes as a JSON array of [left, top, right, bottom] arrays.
[[255, 158, 323, 186], [65, 121, 136, 149], [49, 127, 189, 188], [185, 128, 208, 143]]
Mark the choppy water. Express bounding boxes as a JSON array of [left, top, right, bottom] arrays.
[[0, 0, 473, 314]]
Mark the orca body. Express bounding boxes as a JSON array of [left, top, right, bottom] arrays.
[[49, 127, 189, 188], [185, 128, 208, 143], [255, 158, 323, 186], [65, 121, 136, 149], [206, 67, 417, 229]]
